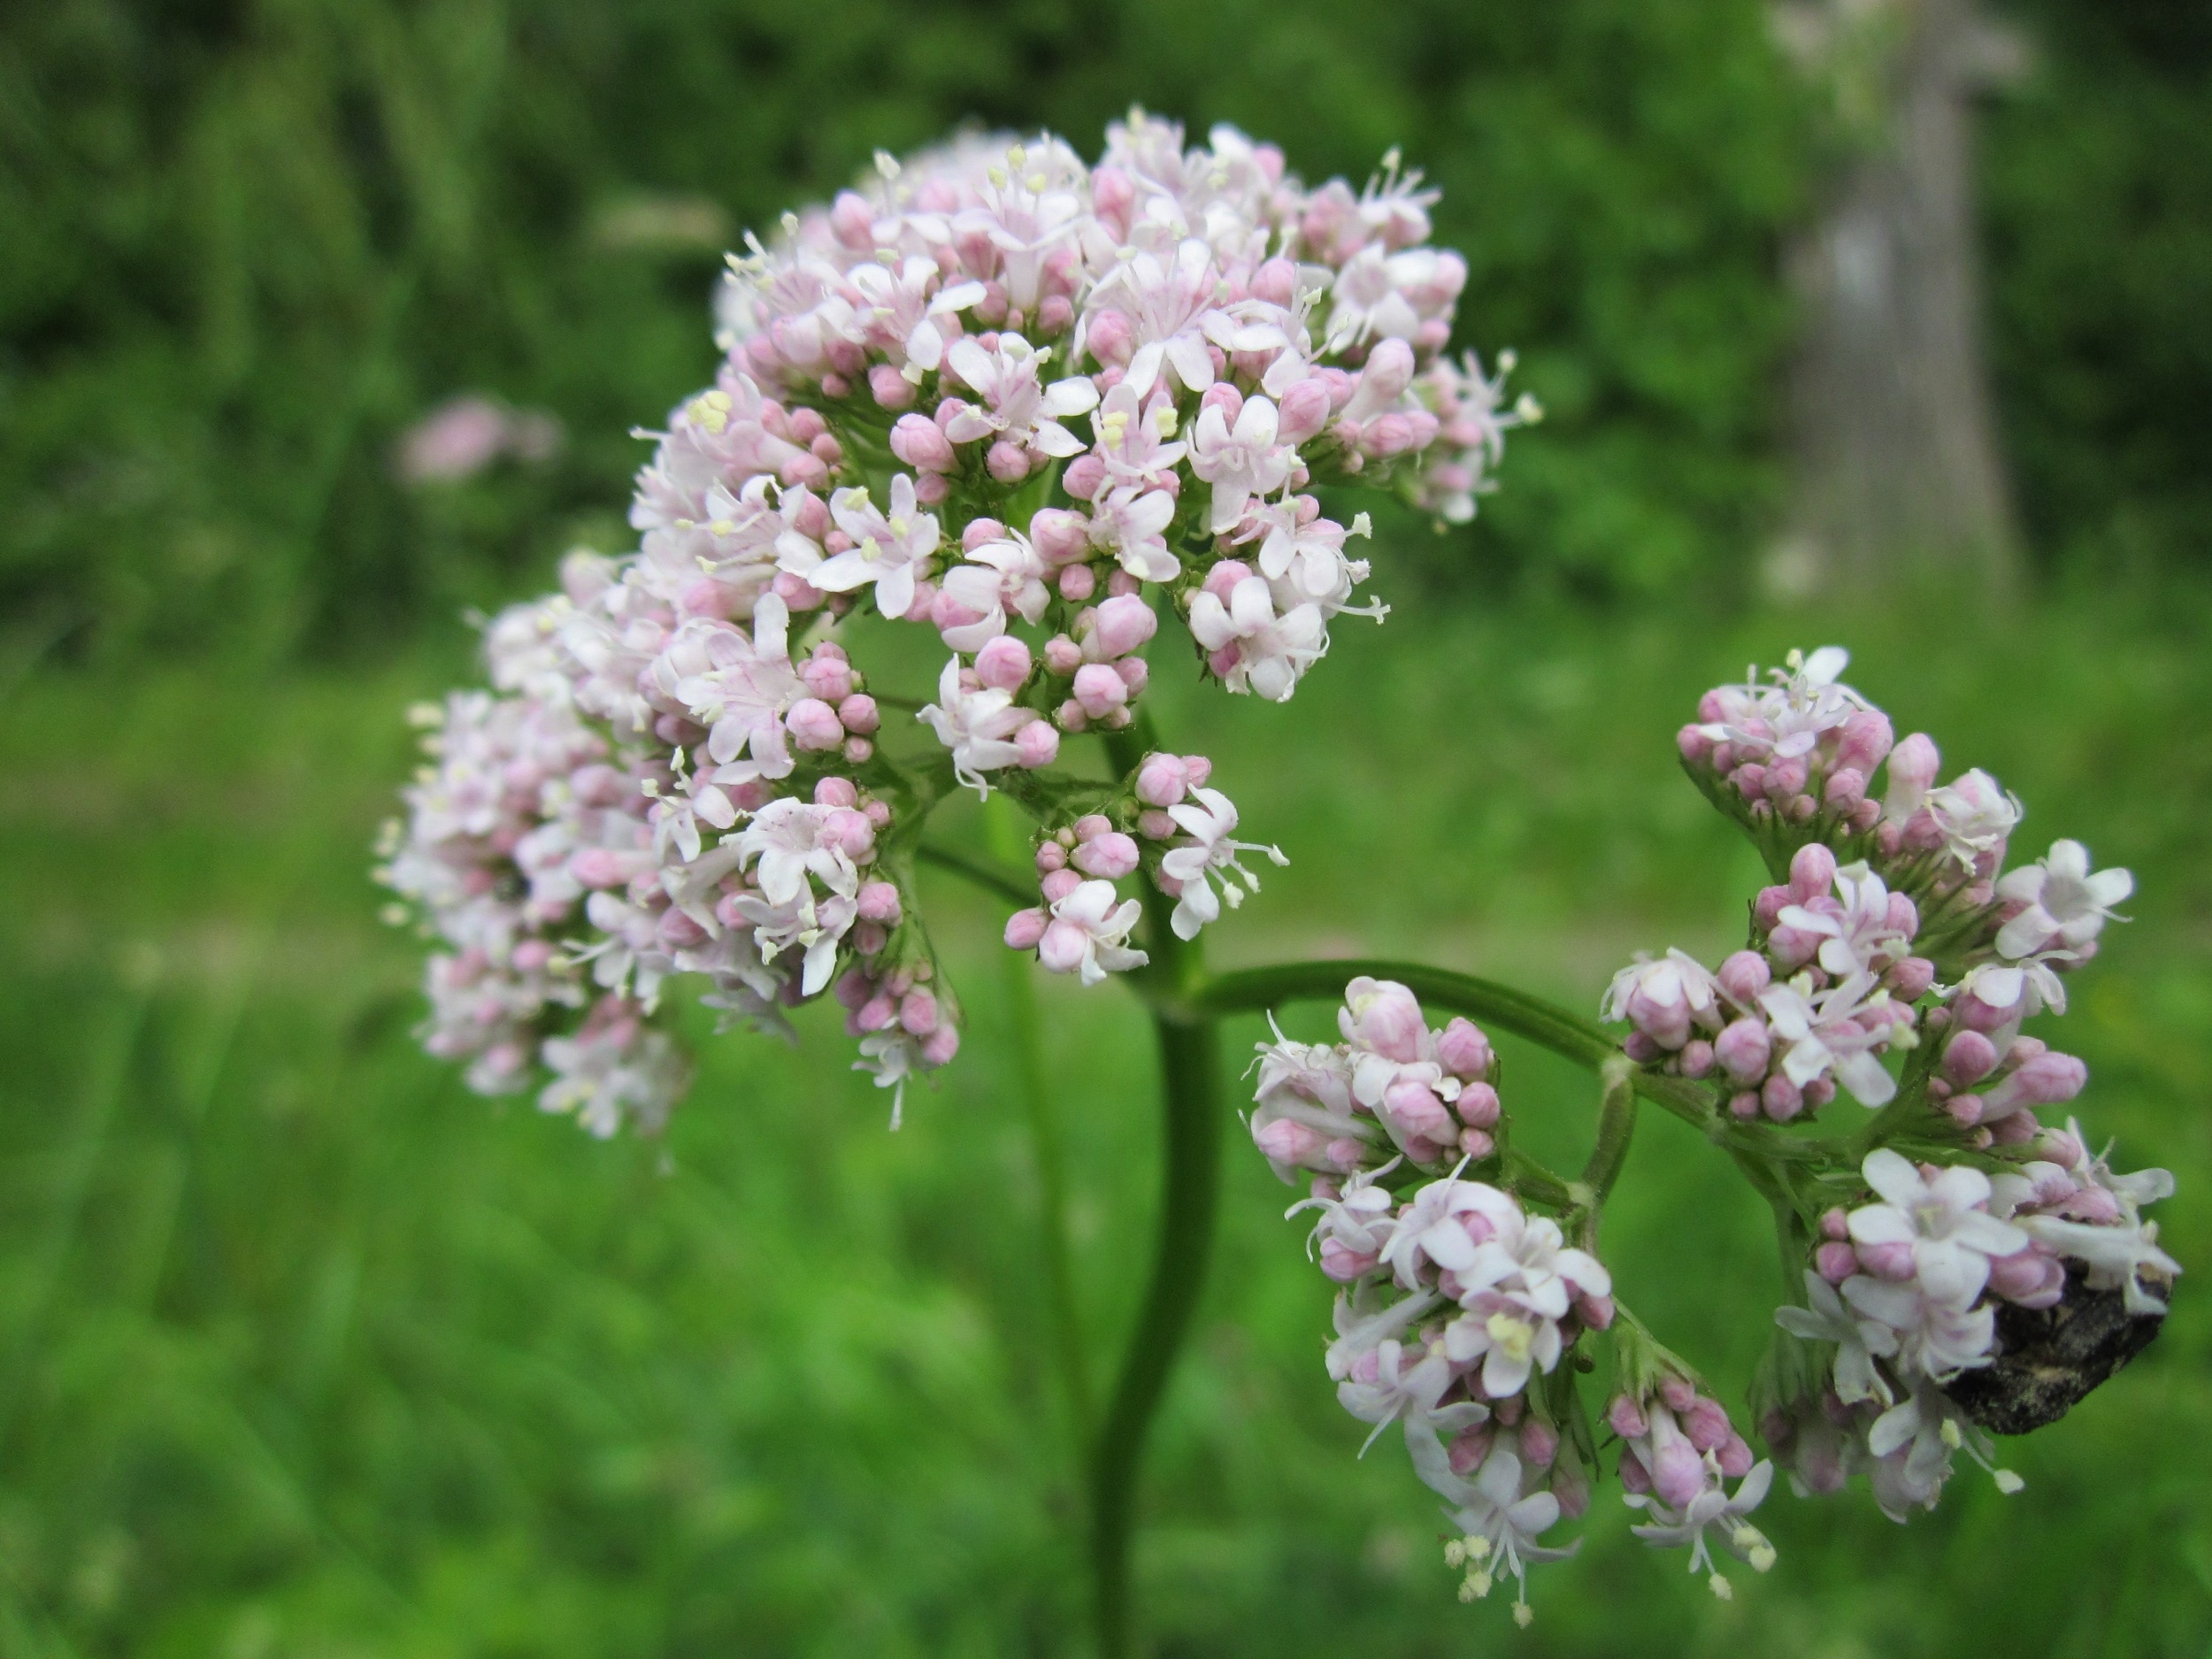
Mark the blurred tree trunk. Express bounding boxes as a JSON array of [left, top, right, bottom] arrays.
[[1772, 0, 2025, 597]]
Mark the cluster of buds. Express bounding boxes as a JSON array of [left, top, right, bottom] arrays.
[[1250, 979, 1803, 1622], [1609, 648, 2134, 1128], [382, 116, 1526, 1131]]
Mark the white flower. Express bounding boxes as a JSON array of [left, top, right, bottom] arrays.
[[942, 334, 1099, 457], [1601, 949, 1724, 1049], [1087, 381, 1188, 493], [797, 474, 942, 620], [733, 797, 860, 906], [1758, 972, 1902, 1107], [1379, 1176, 1523, 1294], [1862, 1379, 2020, 1519], [1624, 1463, 1778, 1594], [916, 657, 1036, 797], [1440, 1449, 1578, 1617], [1946, 955, 2070, 1022], [1186, 574, 1327, 701], [1336, 1334, 1488, 1456], [1995, 839, 2132, 960], [1440, 1210, 1610, 1399], [1924, 768, 2022, 868], [1157, 786, 1287, 940], [1699, 645, 1862, 766], [844, 255, 985, 375], [1285, 1154, 1401, 1262], [729, 885, 855, 997], [1039, 879, 1149, 987], [1848, 1148, 2028, 1307], [1774, 1269, 1892, 1406], [1777, 861, 1912, 979], [937, 530, 1052, 651], [655, 594, 803, 780], [1188, 396, 1295, 533], [1087, 485, 1180, 581]]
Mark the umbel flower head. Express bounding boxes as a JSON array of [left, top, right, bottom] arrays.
[[379, 112, 1532, 1132]]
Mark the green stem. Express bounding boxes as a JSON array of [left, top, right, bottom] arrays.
[[1194, 958, 1717, 1131], [1087, 1007, 1219, 1659]]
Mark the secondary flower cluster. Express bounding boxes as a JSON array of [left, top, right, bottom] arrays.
[[381, 116, 1525, 1131], [1249, 978, 1783, 1621], [1600, 648, 2176, 1525], [1609, 647, 2132, 1128]]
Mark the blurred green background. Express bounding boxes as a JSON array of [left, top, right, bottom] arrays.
[[3, 0, 2208, 1654]]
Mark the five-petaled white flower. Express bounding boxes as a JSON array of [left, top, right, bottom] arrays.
[[1158, 786, 1288, 939], [1995, 839, 2132, 960], [916, 657, 1037, 797]]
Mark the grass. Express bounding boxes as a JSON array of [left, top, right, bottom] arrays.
[[2, 580, 2208, 1656]]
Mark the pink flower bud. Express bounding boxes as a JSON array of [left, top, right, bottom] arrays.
[[1074, 832, 1141, 879], [868, 364, 915, 410], [1717, 1433, 1755, 1479], [1029, 507, 1092, 565], [1276, 376, 1333, 443], [1040, 868, 1082, 904], [973, 635, 1033, 690], [1063, 452, 1108, 499], [1085, 593, 1158, 660], [836, 693, 880, 735], [898, 988, 940, 1035], [987, 441, 1031, 483], [1713, 1018, 1770, 1086], [1085, 308, 1134, 364], [1202, 559, 1251, 601], [1982, 1051, 2087, 1119], [1004, 907, 1048, 950], [919, 1024, 961, 1066], [1383, 1076, 1455, 1142], [1436, 1018, 1494, 1080], [1888, 956, 1935, 1002], [1789, 841, 1838, 901], [1137, 809, 1176, 839], [1037, 919, 1088, 975], [1072, 663, 1129, 718], [1198, 381, 1244, 426], [1448, 1422, 1498, 1476], [856, 880, 902, 925], [1518, 1419, 1560, 1468], [1987, 1247, 2065, 1306], [1824, 767, 1867, 811], [1042, 634, 1083, 676], [1317, 1238, 1380, 1282], [1135, 752, 1189, 807], [1716, 950, 1771, 1005], [890, 412, 956, 472], [1607, 1394, 1649, 1440], [822, 806, 875, 858], [1013, 720, 1060, 769], [1761, 1073, 1804, 1121], [1678, 724, 1715, 766], [1836, 710, 1894, 775], [1679, 1039, 1716, 1079], [1254, 1118, 1331, 1171], [856, 994, 896, 1033], [1057, 564, 1096, 601], [1340, 980, 1426, 1064], [1815, 1240, 1858, 1284], [785, 697, 846, 751], [1683, 1397, 1732, 1453]]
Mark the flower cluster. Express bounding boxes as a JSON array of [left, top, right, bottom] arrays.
[[1250, 978, 1791, 1620], [1609, 647, 2133, 1128], [381, 116, 1525, 1131], [1600, 647, 2175, 1527]]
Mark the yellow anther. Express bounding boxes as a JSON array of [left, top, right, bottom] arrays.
[[1709, 1573, 1733, 1601], [1486, 1311, 1536, 1365]]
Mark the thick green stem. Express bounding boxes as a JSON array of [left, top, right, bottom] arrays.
[[1088, 1008, 1219, 1659]]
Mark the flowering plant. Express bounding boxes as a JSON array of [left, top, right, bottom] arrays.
[[378, 116, 2175, 1647]]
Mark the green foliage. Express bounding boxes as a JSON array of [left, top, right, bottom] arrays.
[[3, 586, 2209, 1653], [1984, 0, 2212, 573], [0, 0, 1806, 664]]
